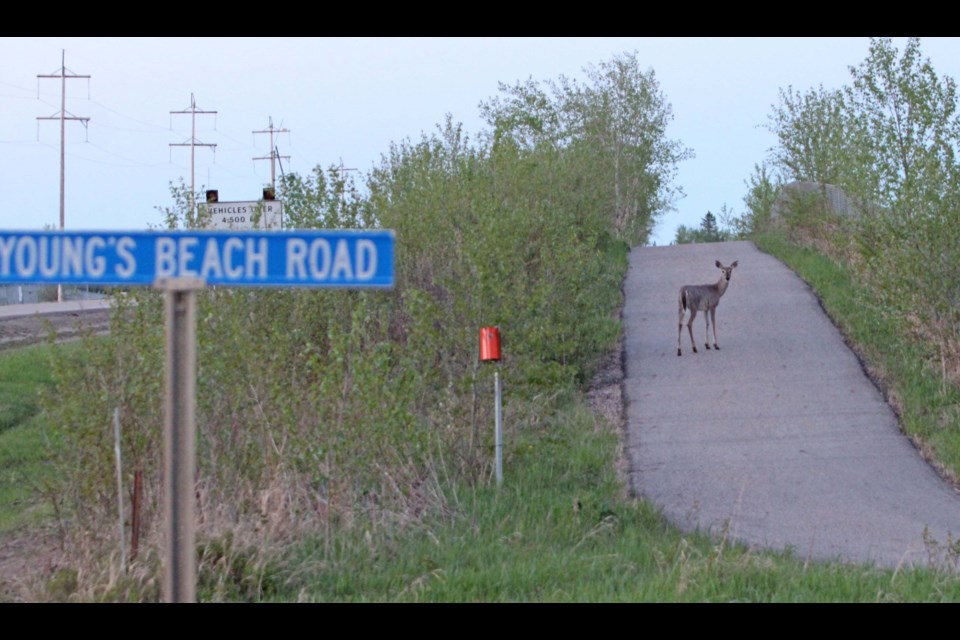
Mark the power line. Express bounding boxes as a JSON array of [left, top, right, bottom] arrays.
[[88, 98, 170, 132], [36, 49, 90, 303]]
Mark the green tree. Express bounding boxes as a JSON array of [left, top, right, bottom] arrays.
[[565, 52, 694, 243], [673, 224, 698, 244], [278, 163, 366, 229], [845, 37, 960, 213], [480, 78, 565, 153], [700, 211, 721, 241], [761, 38, 960, 218], [715, 202, 750, 240], [480, 51, 693, 246], [845, 40, 960, 381], [673, 210, 730, 244], [765, 84, 855, 186], [739, 162, 781, 235]]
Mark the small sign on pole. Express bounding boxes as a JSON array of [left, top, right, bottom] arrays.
[[199, 200, 284, 230], [480, 327, 503, 486], [479, 326, 501, 362]]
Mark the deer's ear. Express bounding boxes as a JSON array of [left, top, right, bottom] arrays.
[[715, 260, 722, 268], [731, 261, 738, 268]]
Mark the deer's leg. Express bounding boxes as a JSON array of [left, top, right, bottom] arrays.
[[678, 299, 685, 356], [704, 309, 711, 350], [686, 308, 698, 354], [710, 308, 719, 350]]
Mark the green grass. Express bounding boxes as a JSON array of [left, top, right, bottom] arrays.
[[259, 400, 960, 602], [0, 344, 64, 532], [753, 231, 960, 482], [0, 345, 55, 435]]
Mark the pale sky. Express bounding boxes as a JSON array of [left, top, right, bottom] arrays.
[[3, 37, 959, 246]]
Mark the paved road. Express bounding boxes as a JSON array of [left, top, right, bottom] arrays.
[[0, 299, 113, 350], [0, 298, 112, 319], [623, 240, 960, 569]]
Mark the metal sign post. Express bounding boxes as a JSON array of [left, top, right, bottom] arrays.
[[157, 276, 204, 603]]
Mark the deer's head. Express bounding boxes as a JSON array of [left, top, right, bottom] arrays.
[[715, 260, 738, 282]]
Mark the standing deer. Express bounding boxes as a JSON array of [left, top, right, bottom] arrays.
[[677, 260, 738, 356]]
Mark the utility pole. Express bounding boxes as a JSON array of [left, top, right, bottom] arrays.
[[337, 157, 357, 209], [37, 49, 90, 303], [252, 117, 290, 194], [169, 94, 217, 220]]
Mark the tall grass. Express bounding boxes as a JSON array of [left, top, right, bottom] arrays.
[[264, 399, 960, 602], [0, 343, 69, 533]]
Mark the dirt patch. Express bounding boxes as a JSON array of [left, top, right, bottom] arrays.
[[584, 307, 629, 495], [0, 527, 65, 602], [586, 330, 625, 431]]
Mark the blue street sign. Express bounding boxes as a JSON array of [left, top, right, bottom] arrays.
[[0, 229, 395, 288]]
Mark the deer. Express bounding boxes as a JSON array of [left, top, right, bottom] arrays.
[[677, 260, 738, 356]]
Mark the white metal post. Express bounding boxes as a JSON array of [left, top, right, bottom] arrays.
[[113, 407, 126, 573], [495, 367, 503, 486]]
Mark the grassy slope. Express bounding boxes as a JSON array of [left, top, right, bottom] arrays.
[[267, 399, 960, 602]]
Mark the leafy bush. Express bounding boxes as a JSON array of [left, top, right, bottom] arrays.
[[37, 52, 685, 599]]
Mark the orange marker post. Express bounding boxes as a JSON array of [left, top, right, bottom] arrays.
[[480, 327, 502, 485]]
